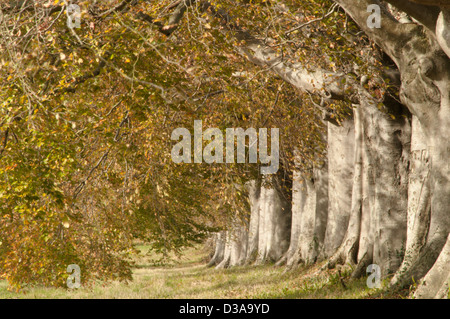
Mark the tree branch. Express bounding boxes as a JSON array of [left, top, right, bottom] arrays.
[[387, 0, 440, 30], [199, 1, 358, 102], [334, 0, 419, 66], [51, 51, 111, 96], [285, 3, 339, 35], [136, 0, 195, 36], [95, 0, 135, 18]]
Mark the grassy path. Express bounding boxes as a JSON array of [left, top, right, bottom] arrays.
[[0, 245, 406, 299]]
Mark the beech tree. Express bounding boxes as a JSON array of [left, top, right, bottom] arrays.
[[203, 0, 450, 298], [332, 0, 450, 297], [1, 0, 449, 298], [0, 0, 319, 288]]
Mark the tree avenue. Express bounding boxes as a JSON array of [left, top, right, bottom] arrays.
[[0, 0, 449, 298]]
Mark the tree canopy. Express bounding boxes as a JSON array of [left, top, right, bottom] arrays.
[[1, 0, 449, 294]]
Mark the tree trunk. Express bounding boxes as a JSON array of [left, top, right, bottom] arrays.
[[331, 0, 450, 294], [388, 29, 450, 290], [352, 91, 410, 278], [278, 169, 305, 267], [313, 162, 329, 261], [203, 1, 450, 294], [436, 9, 450, 60], [413, 233, 450, 299], [327, 95, 410, 277], [216, 230, 232, 269], [229, 223, 248, 266], [255, 178, 291, 264], [207, 231, 226, 267], [296, 175, 318, 265], [397, 132, 450, 287], [390, 116, 431, 286], [322, 119, 354, 258], [352, 104, 376, 278], [215, 221, 248, 269], [370, 104, 410, 277], [327, 106, 363, 268], [284, 161, 328, 268], [245, 180, 261, 264]]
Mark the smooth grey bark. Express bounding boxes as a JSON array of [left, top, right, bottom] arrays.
[[370, 102, 410, 277], [229, 223, 248, 266], [207, 231, 226, 267], [313, 163, 329, 260], [327, 106, 363, 268], [295, 175, 318, 265], [352, 105, 376, 278], [386, 27, 450, 291], [209, 183, 255, 269], [215, 221, 248, 269], [255, 180, 291, 264], [282, 169, 308, 268], [436, 9, 450, 59], [326, 92, 411, 280], [216, 230, 232, 269], [283, 161, 328, 268], [211, 177, 290, 269], [245, 180, 261, 264], [322, 119, 354, 258], [277, 169, 304, 267], [351, 91, 410, 278], [413, 233, 450, 299], [405, 117, 431, 254], [335, 0, 450, 292], [391, 116, 431, 286]]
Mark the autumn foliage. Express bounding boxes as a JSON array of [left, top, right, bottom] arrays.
[[0, 0, 384, 289]]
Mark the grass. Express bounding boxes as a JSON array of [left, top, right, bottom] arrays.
[[0, 245, 409, 299]]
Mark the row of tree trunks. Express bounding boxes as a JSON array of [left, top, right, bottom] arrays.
[[207, 231, 226, 267], [207, 94, 447, 298], [210, 222, 248, 269], [206, 0, 450, 299], [209, 177, 291, 269], [324, 93, 411, 280], [385, 18, 450, 296], [210, 93, 410, 276], [282, 118, 354, 269]]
